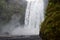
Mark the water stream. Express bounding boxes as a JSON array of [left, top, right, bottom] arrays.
[[0, 0, 48, 36], [11, 0, 46, 35]]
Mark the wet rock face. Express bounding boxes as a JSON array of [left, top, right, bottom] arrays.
[[0, 0, 27, 33], [40, 0, 60, 40], [0, 0, 27, 25], [9, 0, 27, 6], [9, 0, 27, 25]]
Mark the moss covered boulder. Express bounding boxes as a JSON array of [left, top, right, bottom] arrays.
[[40, 0, 60, 40]]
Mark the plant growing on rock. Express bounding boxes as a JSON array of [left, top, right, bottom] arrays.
[[40, 0, 60, 40]]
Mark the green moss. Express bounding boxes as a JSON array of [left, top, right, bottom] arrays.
[[40, 0, 60, 40]]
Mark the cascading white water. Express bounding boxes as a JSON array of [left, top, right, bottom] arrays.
[[9, 0, 47, 35], [25, 0, 45, 35], [10, 0, 45, 35], [0, 0, 48, 35]]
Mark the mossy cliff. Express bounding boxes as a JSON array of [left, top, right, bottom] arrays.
[[40, 0, 60, 40]]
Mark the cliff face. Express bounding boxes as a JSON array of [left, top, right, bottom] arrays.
[[0, 0, 27, 32], [0, 0, 27, 25], [40, 0, 60, 40]]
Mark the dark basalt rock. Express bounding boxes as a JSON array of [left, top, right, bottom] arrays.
[[0, 35, 41, 40]]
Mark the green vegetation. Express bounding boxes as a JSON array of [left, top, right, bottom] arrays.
[[40, 0, 60, 40]]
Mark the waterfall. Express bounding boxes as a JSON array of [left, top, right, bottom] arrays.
[[25, 0, 45, 35], [10, 0, 45, 35], [0, 0, 48, 36]]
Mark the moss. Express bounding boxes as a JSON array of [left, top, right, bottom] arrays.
[[40, 0, 60, 40]]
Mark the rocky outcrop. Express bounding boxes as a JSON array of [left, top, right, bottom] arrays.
[[0, 0, 27, 25], [0, 0, 27, 33], [40, 0, 60, 40]]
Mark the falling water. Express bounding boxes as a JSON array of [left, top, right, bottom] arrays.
[[25, 0, 45, 35], [9, 0, 45, 35], [0, 0, 48, 36], [8, 0, 48, 35], [12, 0, 46, 35]]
